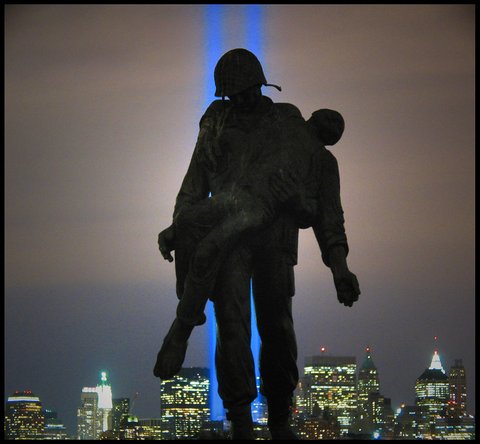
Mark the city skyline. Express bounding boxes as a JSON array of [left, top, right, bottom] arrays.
[[5, 3, 475, 438], [5, 344, 473, 436]]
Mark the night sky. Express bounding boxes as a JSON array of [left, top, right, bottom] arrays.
[[5, 4, 475, 434]]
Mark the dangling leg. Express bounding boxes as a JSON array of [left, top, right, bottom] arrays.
[[153, 318, 194, 379], [154, 193, 267, 380], [153, 233, 224, 380]]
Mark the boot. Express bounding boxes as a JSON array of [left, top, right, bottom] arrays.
[[153, 319, 193, 379], [227, 404, 255, 440], [267, 396, 299, 440]]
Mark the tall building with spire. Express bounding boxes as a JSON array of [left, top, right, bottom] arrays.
[[96, 371, 113, 432], [353, 347, 394, 439], [357, 347, 380, 419], [415, 349, 449, 438], [77, 370, 113, 439], [354, 347, 378, 435]]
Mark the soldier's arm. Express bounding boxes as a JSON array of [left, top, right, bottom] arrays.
[[312, 149, 348, 266], [312, 150, 360, 306]]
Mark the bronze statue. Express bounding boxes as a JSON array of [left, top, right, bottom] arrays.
[[154, 48, 360, 440]]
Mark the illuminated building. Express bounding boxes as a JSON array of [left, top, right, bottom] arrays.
[[77, 387, 102, 440], [102, 417, 163, 440], [357, 347, 379, 409], [118, 415, 138, 440], [98, 414, 142, 440], [393, 404, 423, 439], [354, 346, 379, 434], [302, 354, 357, 435], [448, 358, 467, 416], [434, 359, 475, 439], [352, 347, 394, 438], [77, 371, 113, 439], [251, 375, 268, 425], [293, 376, 311, 417], [96, 371, 113, 432], [160, 367, 210, 439], [5, 390, 45, 440], [112, 398, 130, 431], [292, 405, 341, 440], [43, 409, 67, 440], [136, 418, 163, 440], [365, 392, 395, 439], [414, 349, 449, 438], [434, 413, 476, 440]]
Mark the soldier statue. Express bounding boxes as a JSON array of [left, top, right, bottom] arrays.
[[154, 48, 360, 440]]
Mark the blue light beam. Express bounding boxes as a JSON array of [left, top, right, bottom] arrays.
[[204, 4, 266, 423], [205, 4, 226, 422]]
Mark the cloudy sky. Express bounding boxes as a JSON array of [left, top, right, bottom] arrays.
[[5, 4, 475, 434]]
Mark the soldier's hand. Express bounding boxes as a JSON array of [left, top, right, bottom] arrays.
[[333, 269, 360, 307], [158, 225, 176, 262], [270, 169, 303, 205]]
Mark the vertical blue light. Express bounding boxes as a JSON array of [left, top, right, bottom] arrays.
[[204, 4, 266, 423], [245, 4, 263, 56], [204, 4, 225, 422], [244, 4, 266, 424]]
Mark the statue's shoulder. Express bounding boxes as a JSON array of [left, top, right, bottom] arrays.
[[273, 102, 304, 121], [202, 100, 232, 119]]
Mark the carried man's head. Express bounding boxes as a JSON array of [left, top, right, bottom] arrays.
[[308, 109, 345, 146]]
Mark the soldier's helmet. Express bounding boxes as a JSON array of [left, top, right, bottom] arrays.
[[214, 48, 280, 98]]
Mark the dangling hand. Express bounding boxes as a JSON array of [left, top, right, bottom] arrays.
[[158, 225, 176, 262], [328, 245, 360, 307], [333, 268, 360, 307]]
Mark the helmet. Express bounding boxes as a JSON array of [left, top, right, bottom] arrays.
[[214, 48, 280, 98]]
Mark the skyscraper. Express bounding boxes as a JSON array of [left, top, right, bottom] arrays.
[[96, 371, 113, 432], [43, 408, 68, 440], [77, 370, 113, 439], [302, 354, 357, 435], [112, 398, 130, 431], [415, 349, 449, 438], [394, 403, 424, 439], [160, 367, 210, 440], [136, 418, 163, 440], [436, 358, 475, 439], [5, 390, 45, 440], [356, 346, 380, 431], [77, 387, 102, 440], [448, 358, 467, 416], [357, 347, 380, 405]]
